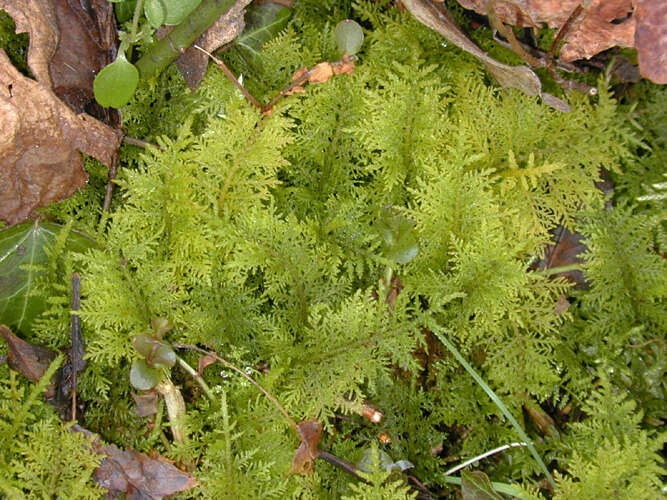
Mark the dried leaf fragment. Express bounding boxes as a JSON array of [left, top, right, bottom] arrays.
[[0, 49, 120, 225], [289, 420, 323, 476], [91, 440, 198, 499], [635, 0, 667, 83], [0, 324, 56, 384]]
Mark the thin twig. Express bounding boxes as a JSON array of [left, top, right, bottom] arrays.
[[318, 450, 368, 482], [548, 0, 592, 60], [193, 44, 264, 110], [69, 273, 85, 421], [102, 153, 118, 212], [626, 338, 665, 349], [122, 136, 163, 150], [174, 344, 298, 431]]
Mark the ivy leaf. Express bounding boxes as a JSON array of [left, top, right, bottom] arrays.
[[0, 220, 96, 335], [93, 52, 139, 108], [144, 0, 167, 28], [461, 470, 504, 500], [130, 359, 163, 390], [375, 208, 419, 264]]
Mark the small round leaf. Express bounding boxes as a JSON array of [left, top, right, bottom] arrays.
[[335, 19, 364, 55], [130, 359, 163, 390], [132, 334, 156, 358], [144, 0, 167, 27], [151, 344, 176, 369], [93, 53, 139, 108]]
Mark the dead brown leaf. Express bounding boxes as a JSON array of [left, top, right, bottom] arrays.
[[635, 0, 667, 84], [0, 49, 120, 225], [308, 62, 334, 83], [70, 425, 198, 499], [0, 0, 58, 86], [534, 226, 588, 288], [0, 324, 56, 385], [289, 420, 322, 476], [132, 392, 160, 417], [402, 0, 543, 98], [197, 353, 217, 376], [0, 0, 119, 119], [453, 0, 666, 82]]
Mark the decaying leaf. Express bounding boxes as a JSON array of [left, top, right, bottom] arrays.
[[71, 425, 198, 499], [0, 49, 120, 225], [0, 0, 58, 86], [132, 392, 160, 417], [197, 353, 217, 375], [402, 0, 542, 97], [0, 324, 57, 385], [535, 226, 588, 288], [161, 0, 251, 90], [455, 0, 666, 83], [289, 420, 322, 476], [0, 0, 119, 118], [634, 0, 667, 84]]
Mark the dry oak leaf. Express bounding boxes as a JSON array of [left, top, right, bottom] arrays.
[[0, 49, 120, 226], [289, 419, 323, 476]]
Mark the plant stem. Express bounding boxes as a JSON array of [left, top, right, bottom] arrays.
[[193, 45, 263, 110], [174, 344, 298, 432], [134, 0, 246, 79], [444, 442, 527, 476], [176, 355, 216, 401], [126, 0, 145, 61], [535, 263, 582, 276]]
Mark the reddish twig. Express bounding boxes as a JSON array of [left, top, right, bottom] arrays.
[[193, 44, 264, 111]]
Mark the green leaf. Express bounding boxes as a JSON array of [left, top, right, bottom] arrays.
[[144, 0, 167, 28], [93, 52, 139, 108], [0, 220, 96, 335], [130, 359, 163, 390], [235, 2, 291, 57], [114, 1, 136, 23], [461, 471, 504, 500], [375, 207, 419, 264], [150, 344, 176, 369], [151, 316, 173, 338], [163, 0, 201, 26], [133, 334, 157, 358], [335, 19, 364, 55]]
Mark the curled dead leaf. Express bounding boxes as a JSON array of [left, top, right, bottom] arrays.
[[289, 420, 323, 476]]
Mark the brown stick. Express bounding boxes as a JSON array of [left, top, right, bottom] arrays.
[[122, 135, 163, 150], [102, 153, 118, 213]]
